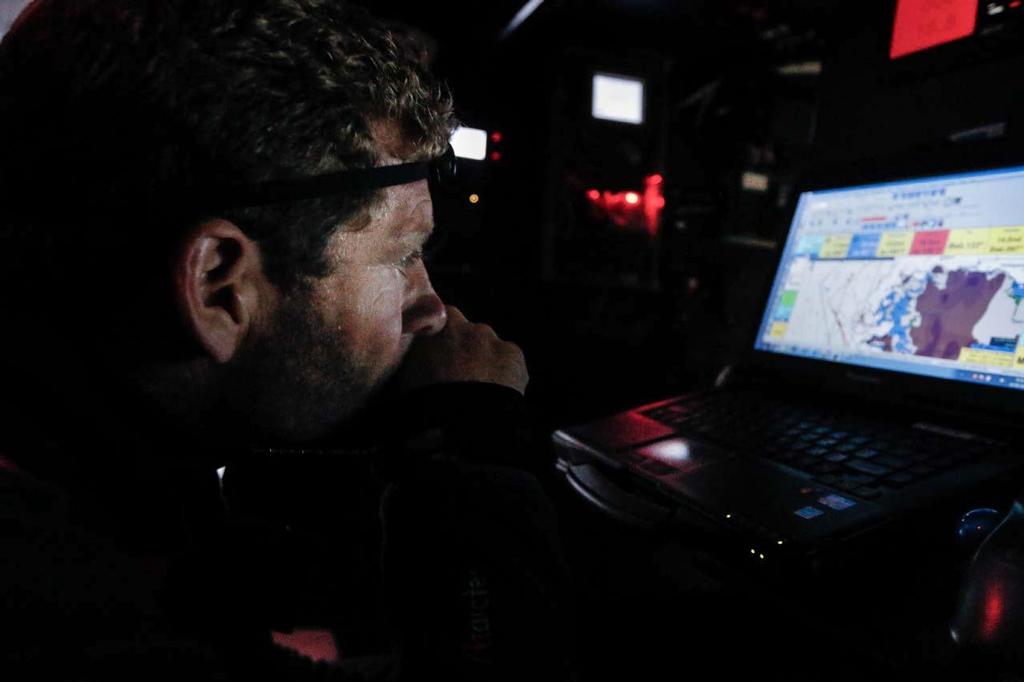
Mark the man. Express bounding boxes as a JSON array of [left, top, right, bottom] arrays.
[[0, 1, 572, 679]]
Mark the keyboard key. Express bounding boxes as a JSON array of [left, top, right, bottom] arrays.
[[909, 464, 936, 477], [884, 472, 916, 487], [853, 486, 882, 499], [876, 455, 911, 470], [854, 449, 880, 459], [824, 453, 849, 463], [815, 474, 841, 487], [847, 460, 891, 477], [833, 474, 877, 492]]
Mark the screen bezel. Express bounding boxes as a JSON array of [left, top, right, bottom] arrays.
[[743, 142, 1024, 425]]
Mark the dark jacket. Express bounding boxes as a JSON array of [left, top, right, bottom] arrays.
[[0, 380, 574, 681]]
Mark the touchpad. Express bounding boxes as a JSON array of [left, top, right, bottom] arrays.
[[629, 437, 731, 475]]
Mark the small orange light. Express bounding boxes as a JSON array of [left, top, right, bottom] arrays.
[[586, 189, 601, 201], [489, 151, 502, 161], [625, 192, 640, 205], [468, 194, 480, 204], [490, 131, 503, 143]]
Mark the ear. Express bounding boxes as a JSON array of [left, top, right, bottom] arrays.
[[173, 219, 268, 363]]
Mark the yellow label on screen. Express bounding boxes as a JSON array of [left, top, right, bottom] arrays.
[[989, 226, 1024, 254], [819, 234, 853, 259], [769, 322, 788, 338], [1016, 345, 1024, 370], [945, 228, 993, 255], [877, 232, 913, 257], [958, 347, 1015, 368]]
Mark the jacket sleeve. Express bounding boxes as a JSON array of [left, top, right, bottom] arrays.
[[376, 382, 577, 682]]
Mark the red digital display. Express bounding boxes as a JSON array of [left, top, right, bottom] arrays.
[[890, 0, 977, 59]]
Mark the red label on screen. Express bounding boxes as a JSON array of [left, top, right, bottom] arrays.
[[910, 230, 951, 255], [890, 0, 977, 59]]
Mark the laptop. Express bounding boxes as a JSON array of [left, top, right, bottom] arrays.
[[554, 158, 1024, 567]]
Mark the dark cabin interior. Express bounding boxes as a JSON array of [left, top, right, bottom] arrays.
[[4, 0, 1024, 679]]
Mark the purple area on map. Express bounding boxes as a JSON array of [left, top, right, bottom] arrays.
[[910, 270, 1006, 360]]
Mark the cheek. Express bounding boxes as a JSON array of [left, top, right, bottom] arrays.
[[351, 268, 406, 356]]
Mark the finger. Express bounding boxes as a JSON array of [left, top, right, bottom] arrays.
[[444, 305, 469, 324]]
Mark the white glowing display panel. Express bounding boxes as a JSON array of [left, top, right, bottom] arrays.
[[592, 73, 644, 125]]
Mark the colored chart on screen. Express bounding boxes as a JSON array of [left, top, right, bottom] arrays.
[[756, 164, 1024, 391]]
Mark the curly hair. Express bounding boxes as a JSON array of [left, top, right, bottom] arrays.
[[0, 0, 456, 292]]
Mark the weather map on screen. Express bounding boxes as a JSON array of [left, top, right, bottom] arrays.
[[755, 164, 1024, 391]]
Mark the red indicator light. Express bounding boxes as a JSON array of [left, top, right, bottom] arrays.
[[982, 585, 1006, 640], [490, 131, 503, 143], [1011, 0, 1022, 7], [585, 184, 662, 235], [489, 151, 502, 161], [643, 174, 666, 236], [890, 0, 977, 59]]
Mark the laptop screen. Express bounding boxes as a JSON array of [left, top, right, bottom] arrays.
[[755, 163, 1024, 391]]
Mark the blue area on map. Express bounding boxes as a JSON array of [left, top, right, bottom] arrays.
[[795, 234, 824, 259], [849, 233, 882, 259], [1011, 281, 1024, 301], [871, 274, 928, 354]]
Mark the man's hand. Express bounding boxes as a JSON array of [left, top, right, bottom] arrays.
[[397, 306, 528, 395]]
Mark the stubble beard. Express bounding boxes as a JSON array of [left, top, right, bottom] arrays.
[[223, 291, 383, 446]]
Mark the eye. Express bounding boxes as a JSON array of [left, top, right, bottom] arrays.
[[396, 248, 424, 274]]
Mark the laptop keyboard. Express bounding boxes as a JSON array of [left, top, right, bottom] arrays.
[[639, 391, 998, 500]]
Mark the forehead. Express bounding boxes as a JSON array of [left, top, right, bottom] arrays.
[[380, 179, 433, 239]]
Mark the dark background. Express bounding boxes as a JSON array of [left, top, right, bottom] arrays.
[[5, 1, 1022, 677]]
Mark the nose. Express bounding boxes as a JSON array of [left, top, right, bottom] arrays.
[[402, 264, 447, 336]]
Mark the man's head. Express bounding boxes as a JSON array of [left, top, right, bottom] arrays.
[[0, 0, 456, 443]]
